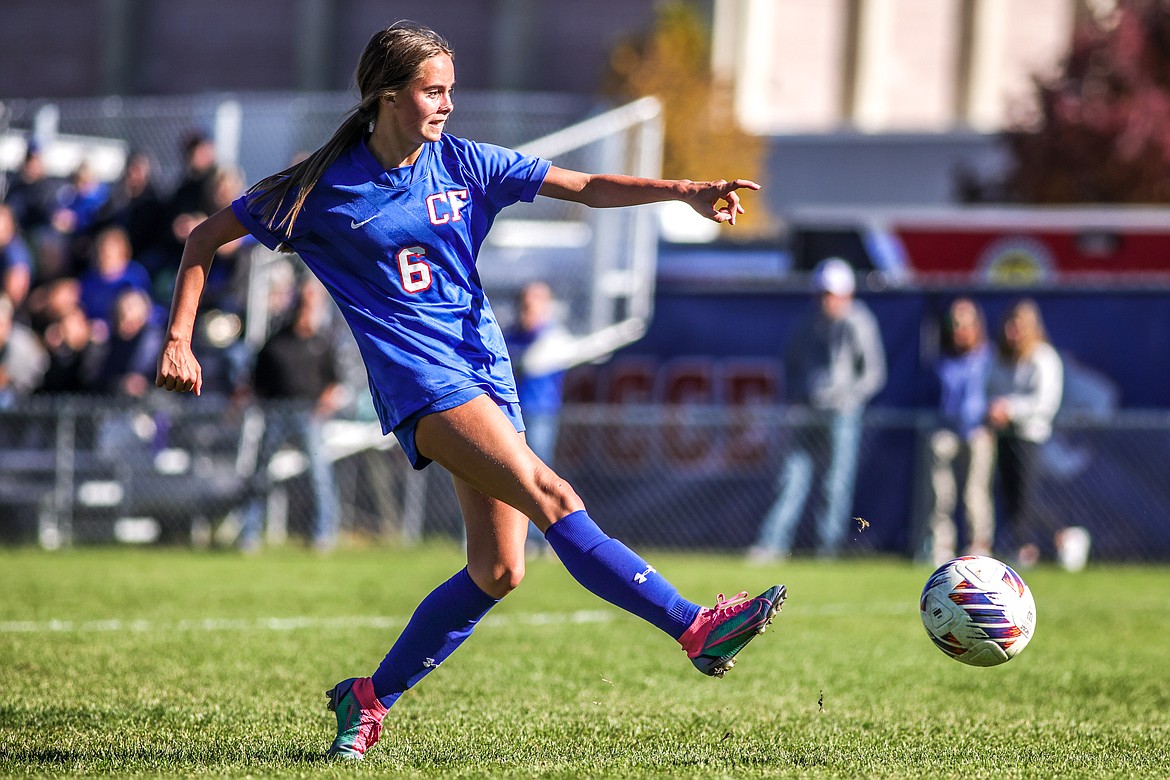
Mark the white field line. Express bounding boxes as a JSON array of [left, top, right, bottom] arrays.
[[0, 603, 909, 636]]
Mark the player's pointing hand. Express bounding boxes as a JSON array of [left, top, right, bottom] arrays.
[[686, 178, 761, 226]]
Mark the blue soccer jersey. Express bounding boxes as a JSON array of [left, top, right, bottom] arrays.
[[232, 134, 550, 433]]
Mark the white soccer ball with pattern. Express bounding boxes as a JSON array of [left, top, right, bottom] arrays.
[[919, 555, 1037, 667]]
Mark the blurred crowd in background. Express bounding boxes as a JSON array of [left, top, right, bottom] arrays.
[[0, 131, 274, 406]]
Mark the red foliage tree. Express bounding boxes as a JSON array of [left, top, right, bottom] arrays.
[[1004, 0, 1170, 203]]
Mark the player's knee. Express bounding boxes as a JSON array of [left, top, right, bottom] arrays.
[[472, 560, 525, 598], [533, 464, 583, 522]]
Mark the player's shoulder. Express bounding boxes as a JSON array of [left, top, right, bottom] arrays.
[[318, 143, 368, 187], [433, 133, 476, 170], [431, 134, 493, 189]]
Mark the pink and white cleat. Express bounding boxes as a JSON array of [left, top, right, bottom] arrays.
[[679, 585, 786, 677], [325, 677, 388, 760]]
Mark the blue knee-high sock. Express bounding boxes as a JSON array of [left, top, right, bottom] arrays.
[[544, 510, 700, 639], [370, 567, 499, 708]]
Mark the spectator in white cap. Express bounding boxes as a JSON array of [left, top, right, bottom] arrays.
[[749, 257, 886, 561], [814, 256, 856, 296]]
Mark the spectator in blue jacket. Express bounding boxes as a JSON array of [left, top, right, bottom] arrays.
[[78, 226, 152, 329], [505, 282, 570, 465], [925, 298, 995, 565], [92, 287, 164, 398], [504, 281, 572, 556]]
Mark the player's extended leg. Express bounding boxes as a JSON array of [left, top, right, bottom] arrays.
[[326, 559, 501, 760], [367, 477, 524, 701], [416, 394, 786, 676], [325, 477, 514, 761]]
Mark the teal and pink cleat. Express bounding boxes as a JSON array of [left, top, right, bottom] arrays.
[[325, 677, 388, 760], [679, 585, 786, 677]]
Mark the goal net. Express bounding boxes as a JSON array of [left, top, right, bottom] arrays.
[[478, 96, 664, 368]]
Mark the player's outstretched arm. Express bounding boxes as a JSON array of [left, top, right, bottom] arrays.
[[538, 165, 760, 226], [156, 207, 248, 396]]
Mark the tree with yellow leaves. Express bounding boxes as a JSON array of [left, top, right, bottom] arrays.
[[605, 1, 770, 234]]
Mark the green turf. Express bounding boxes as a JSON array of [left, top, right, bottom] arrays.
[[1, 544, 1167, 778]]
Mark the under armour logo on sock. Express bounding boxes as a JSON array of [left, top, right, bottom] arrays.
[[422, 657, 440, 668], [632, 565, 656, 584]]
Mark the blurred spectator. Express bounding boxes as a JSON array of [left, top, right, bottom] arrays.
[[191, 308, 249, 397], [207, 167, 245, 215], [79, 226, 152, 327], [94, 151, 169, 259], [750, 258, 886, 561], [53, 161, 111, 276], [91, 287, 163, 398], [505, 281, 570, 466], [239, 278, 345, 552], [53, 161, 110, 237], [141, 211, 204, 305], [0, 204, 33, 310], [924, 298, 995, 565], [36, 303, 101, 395], [3, 143, 66, 280], [203, 167, 251, 314], [25, 277, 81, 336], [985, 299, 1076, 568], [0, 294, 48, 407], [504, 280, 572, 556], [3, 142, 59, 236], [170, 130, 219, 219]]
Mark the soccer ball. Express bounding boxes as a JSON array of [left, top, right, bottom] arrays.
[[919, 555, 1037, 667]]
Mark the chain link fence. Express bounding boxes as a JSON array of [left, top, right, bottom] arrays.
[[3, 396, 1168, 563], [0, 395, 409, 549], [4, 92, 1167, 564]]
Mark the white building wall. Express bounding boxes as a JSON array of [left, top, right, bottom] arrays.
[[853, 0, 961, 131], [715, 0, 850, 133], [716, 0, 1077, 134], [967, 0, 1077, 130]]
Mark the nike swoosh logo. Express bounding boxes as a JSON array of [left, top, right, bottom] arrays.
[[350, 215, 377, 229]]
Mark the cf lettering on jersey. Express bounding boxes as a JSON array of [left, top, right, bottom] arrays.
[[426, 189, 469, 225]]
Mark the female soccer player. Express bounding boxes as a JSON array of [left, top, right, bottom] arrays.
[[156, 22, 785, 760]]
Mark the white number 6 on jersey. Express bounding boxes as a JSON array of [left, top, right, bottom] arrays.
[[397, 245, 433, 293]]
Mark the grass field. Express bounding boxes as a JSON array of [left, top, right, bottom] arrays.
[[1, 544, 1167, 778]]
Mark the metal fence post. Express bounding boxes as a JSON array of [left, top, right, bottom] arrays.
[[400, 472, 426, 546], [33, 103, 59, 147], [49, 405, 75, 549], [213, 99, 242, 171]]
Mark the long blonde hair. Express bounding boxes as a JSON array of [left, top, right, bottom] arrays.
[[996, 298, 1048, 362], [247, 22, 453, 246]]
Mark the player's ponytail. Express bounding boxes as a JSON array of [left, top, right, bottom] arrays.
[[246, 21, 453, 249]]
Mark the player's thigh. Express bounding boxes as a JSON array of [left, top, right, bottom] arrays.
[[414, 394, 582, 524]]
